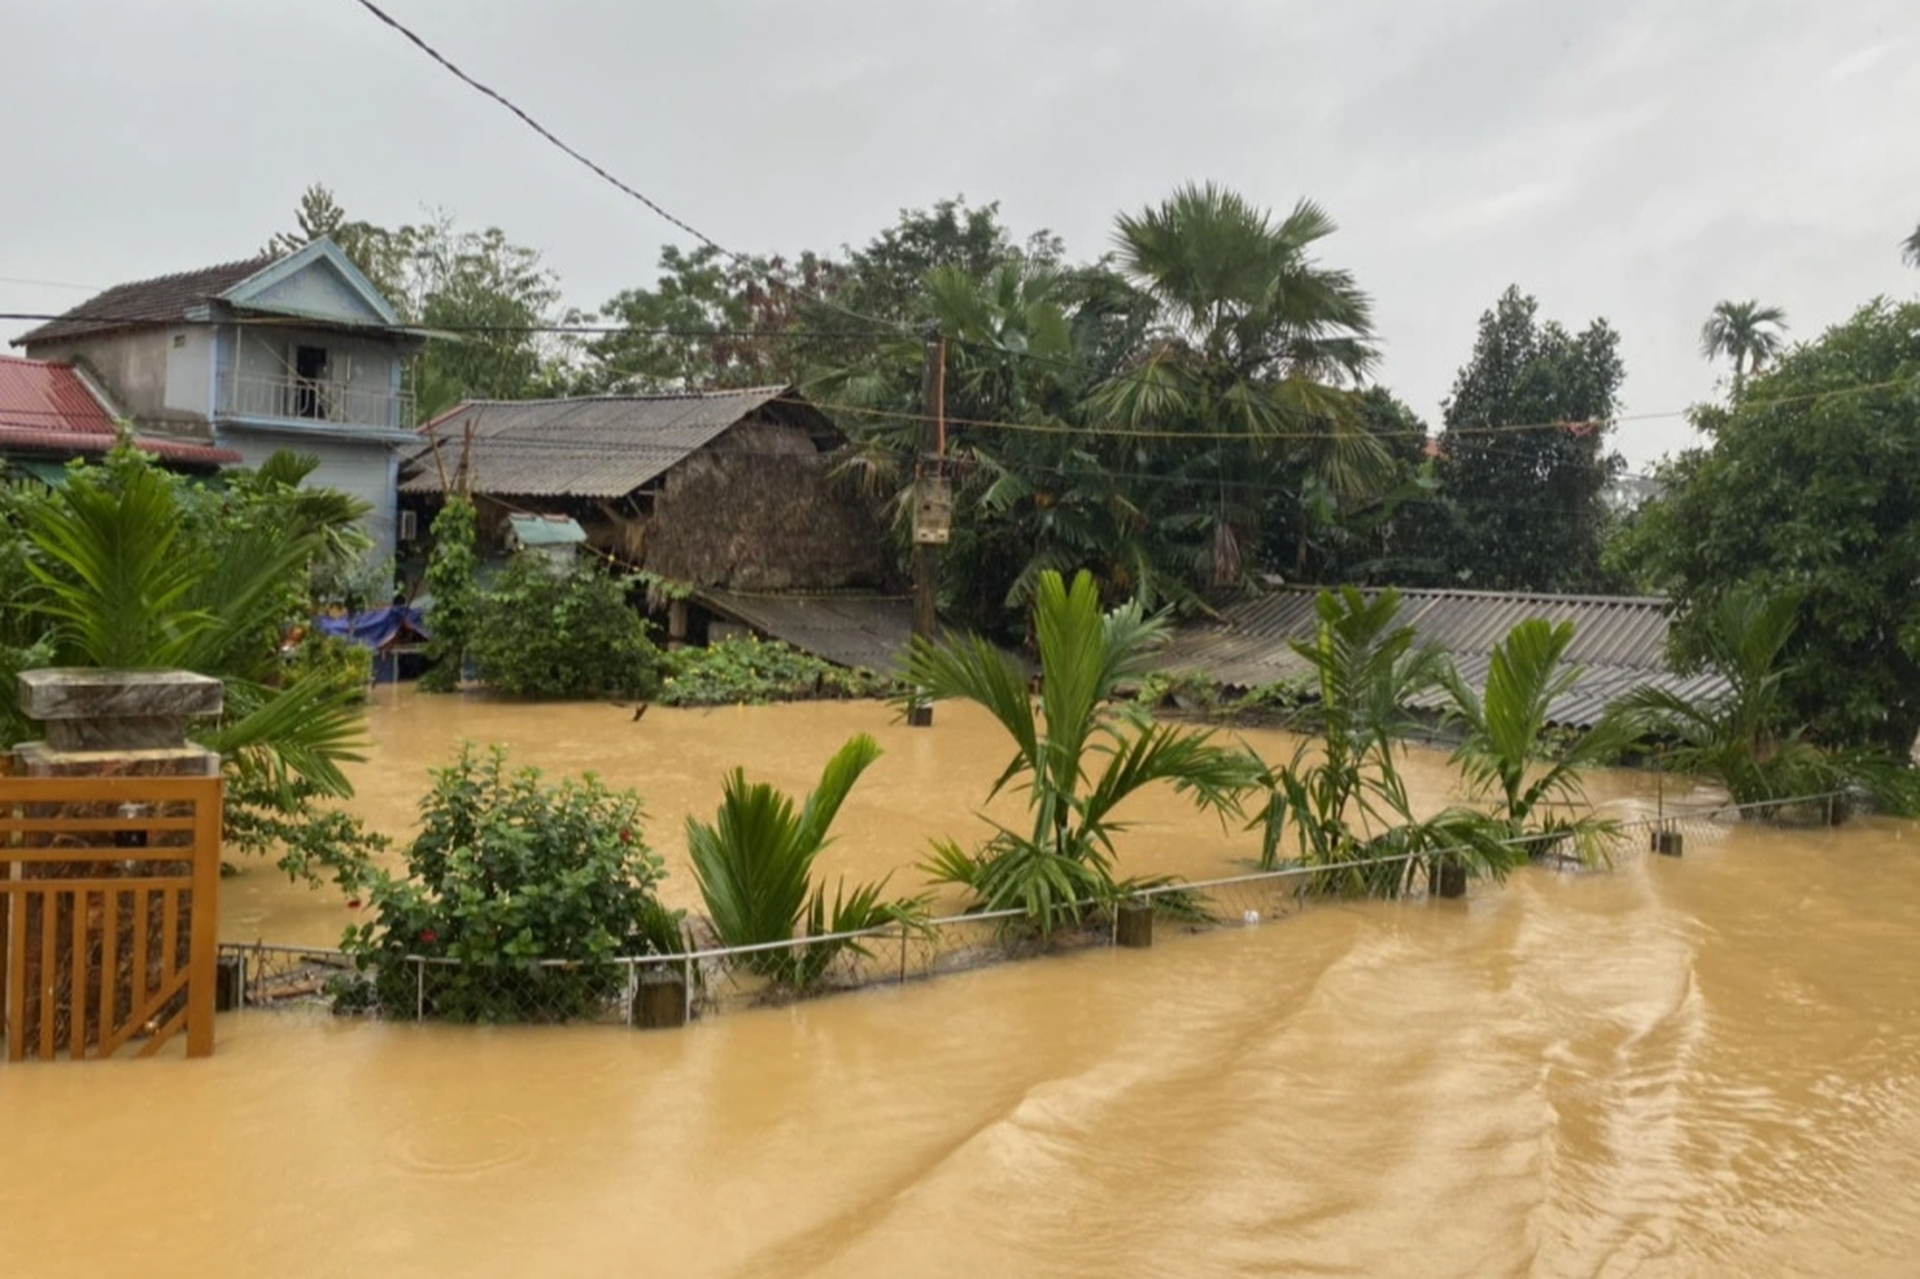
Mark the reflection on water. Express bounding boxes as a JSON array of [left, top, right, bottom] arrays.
[[6, 692, 1916, 1276]]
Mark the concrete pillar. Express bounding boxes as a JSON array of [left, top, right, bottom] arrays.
[[8, 670, 223, 1059]]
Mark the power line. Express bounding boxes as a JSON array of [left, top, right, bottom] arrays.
[[347, 0, 909, 339], [0, 310, 845, 339]]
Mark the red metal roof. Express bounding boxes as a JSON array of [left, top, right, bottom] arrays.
[[0, 354, 239, 466]]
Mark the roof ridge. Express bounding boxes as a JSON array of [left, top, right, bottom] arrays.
[[1276, 583, 1673, 607]]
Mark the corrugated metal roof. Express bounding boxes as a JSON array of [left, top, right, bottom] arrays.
[[1156, 585, 1729, 729], [398, 387, 834, 498], [693, 588, 914, 673], [13, 258, 271, 345], [0, 354, 239, 466]]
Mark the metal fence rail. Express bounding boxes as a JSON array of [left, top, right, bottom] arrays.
[[216, 791, 1857, 1027]]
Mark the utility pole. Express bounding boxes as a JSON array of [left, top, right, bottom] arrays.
[[907, 329, 947, 727]]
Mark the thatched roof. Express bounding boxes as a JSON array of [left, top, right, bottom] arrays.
[[1155, 585, 1729, 730], [399, 386, 840, 499]]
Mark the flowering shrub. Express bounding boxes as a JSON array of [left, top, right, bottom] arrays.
[[658, 635, 894, 707], [339, 744, 683, 1022]]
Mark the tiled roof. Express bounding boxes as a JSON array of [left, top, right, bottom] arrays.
[[13, 257, 271, 345], [399, 387, 836, 498], [1155, 585, 1729, 730], [0, 354, 239, 466]]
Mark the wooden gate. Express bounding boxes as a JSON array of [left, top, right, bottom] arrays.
[[0, 774, 223, 1061]]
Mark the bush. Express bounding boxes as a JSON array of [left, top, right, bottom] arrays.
[[286, 628, 373, 702], [340, 744, 683, 1022], [469, 555, 662, 699], [659, 635, 893, 706]]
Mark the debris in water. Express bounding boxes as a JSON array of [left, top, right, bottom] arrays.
[[1243, 909, 1260, 925]]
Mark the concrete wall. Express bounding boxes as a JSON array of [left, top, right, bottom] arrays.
[[220, 430, 401, 566], [243, 259, 387, 324], [24, 329, 213, 440]]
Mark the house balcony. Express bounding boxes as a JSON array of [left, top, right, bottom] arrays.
[[215, 371, 415, 433]]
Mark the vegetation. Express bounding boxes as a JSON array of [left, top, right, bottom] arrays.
[[1431, 286, 1625, 593], [468, 556, 660, 700], [658, 635, 893, 707], [341, 744, 683, 1022], [1245, 588, 1517, 894], [908, 570, 1252, 940], [1439, 618, 1627, 862], [1, 446, 383, 890], [1614, 299, 1920, 755], [418, 496, 477, 692], [685, 734, 924, 987], [1616, 588, 1920, 814], [1699, 300, 1788, 399]]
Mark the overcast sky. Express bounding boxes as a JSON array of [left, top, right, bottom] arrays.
[[3, 0, 1914, 466]]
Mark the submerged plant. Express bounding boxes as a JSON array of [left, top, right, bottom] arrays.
[[1248, 587, 1519, 894], [906, 569, 1253, 940], [1440, 617, 1626, 863], [1616, 586, 1920, 816], [686, 734, 925, 988]]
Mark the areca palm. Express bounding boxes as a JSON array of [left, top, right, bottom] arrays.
[[1246, 587, 1518, 893], [1440, 619, 1626, 863], [1616, 587, 1919, 813], [907, 569, 1252, 938], [1699, 300, 1788, 398], [686, 734, 925, 986], [1090, 183, 1389, 583]]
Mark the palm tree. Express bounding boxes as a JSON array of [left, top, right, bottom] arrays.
[[686, 734, 924, 986], [907, 569, 1253, 939], [1904, 223, 1920, 269], [1699, 300, 1788, 398], [1440, 618, 1626, 863], [1091, 182, 1390, 583], [1616, 587, 1920, 815], [1246, 588, 1517, 893]]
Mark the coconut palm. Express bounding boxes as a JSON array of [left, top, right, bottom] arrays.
[[1699, 300, 1788, 398], [1903, 223, 1920, 269], [1090, 183, 1390, 583], [1246, 587, 1517, 894], [908, 568, 1253, 939], [1439, 618, 1627, 862], [686, 734, 925, 986]]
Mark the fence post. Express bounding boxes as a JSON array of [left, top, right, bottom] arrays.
[[414, 957, 425, 1022], [682, 953, 693, 1024], [898, 926, 909, 984], [623, 960, 636, 1028]]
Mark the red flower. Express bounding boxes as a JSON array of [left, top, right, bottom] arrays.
[[619, 827, 633, 844], [346, 898, 363, 910], [419, 928, 439, 945]]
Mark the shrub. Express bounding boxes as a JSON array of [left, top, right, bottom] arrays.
[[340, 744, 683, 1022], [286, 628, 373, 702], [468, 555, 662, 699], [659, 635, 892, 706], [419, 498, 477, 692]]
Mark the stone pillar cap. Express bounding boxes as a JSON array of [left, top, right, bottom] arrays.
[[18, 669, 224, 722]]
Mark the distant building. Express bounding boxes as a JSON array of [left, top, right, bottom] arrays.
[[1156, 585, 1726, 730], [0, 352, 237, 477], [402, 386, 906, 666], [13, 238, 423, 560], [1607, 472, 1664, 511]]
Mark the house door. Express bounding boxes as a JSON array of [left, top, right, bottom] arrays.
[[293, 344, 329, 418]]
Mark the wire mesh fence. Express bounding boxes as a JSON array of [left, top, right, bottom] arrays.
[[216, 790, 1857, 1028]]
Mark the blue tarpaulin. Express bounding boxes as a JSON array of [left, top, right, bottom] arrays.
[[315, 605, 431, 651]]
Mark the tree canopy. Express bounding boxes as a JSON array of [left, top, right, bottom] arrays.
[[1616, 298, 1920, 753], [1432, 286, 1625, 593]]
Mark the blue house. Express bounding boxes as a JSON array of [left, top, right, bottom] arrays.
[[12, 238, 423, 562]]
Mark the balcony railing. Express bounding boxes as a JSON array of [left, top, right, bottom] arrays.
[[217, 371, 413, 431]]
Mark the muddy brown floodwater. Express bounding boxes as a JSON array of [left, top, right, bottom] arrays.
[[4, 691, 1918, 1277]]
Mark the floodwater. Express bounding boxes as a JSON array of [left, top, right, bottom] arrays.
[[5, 693, 1919, 1277]]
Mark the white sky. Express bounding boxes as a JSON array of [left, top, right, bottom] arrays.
[[3, 0, 1915, 468]]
